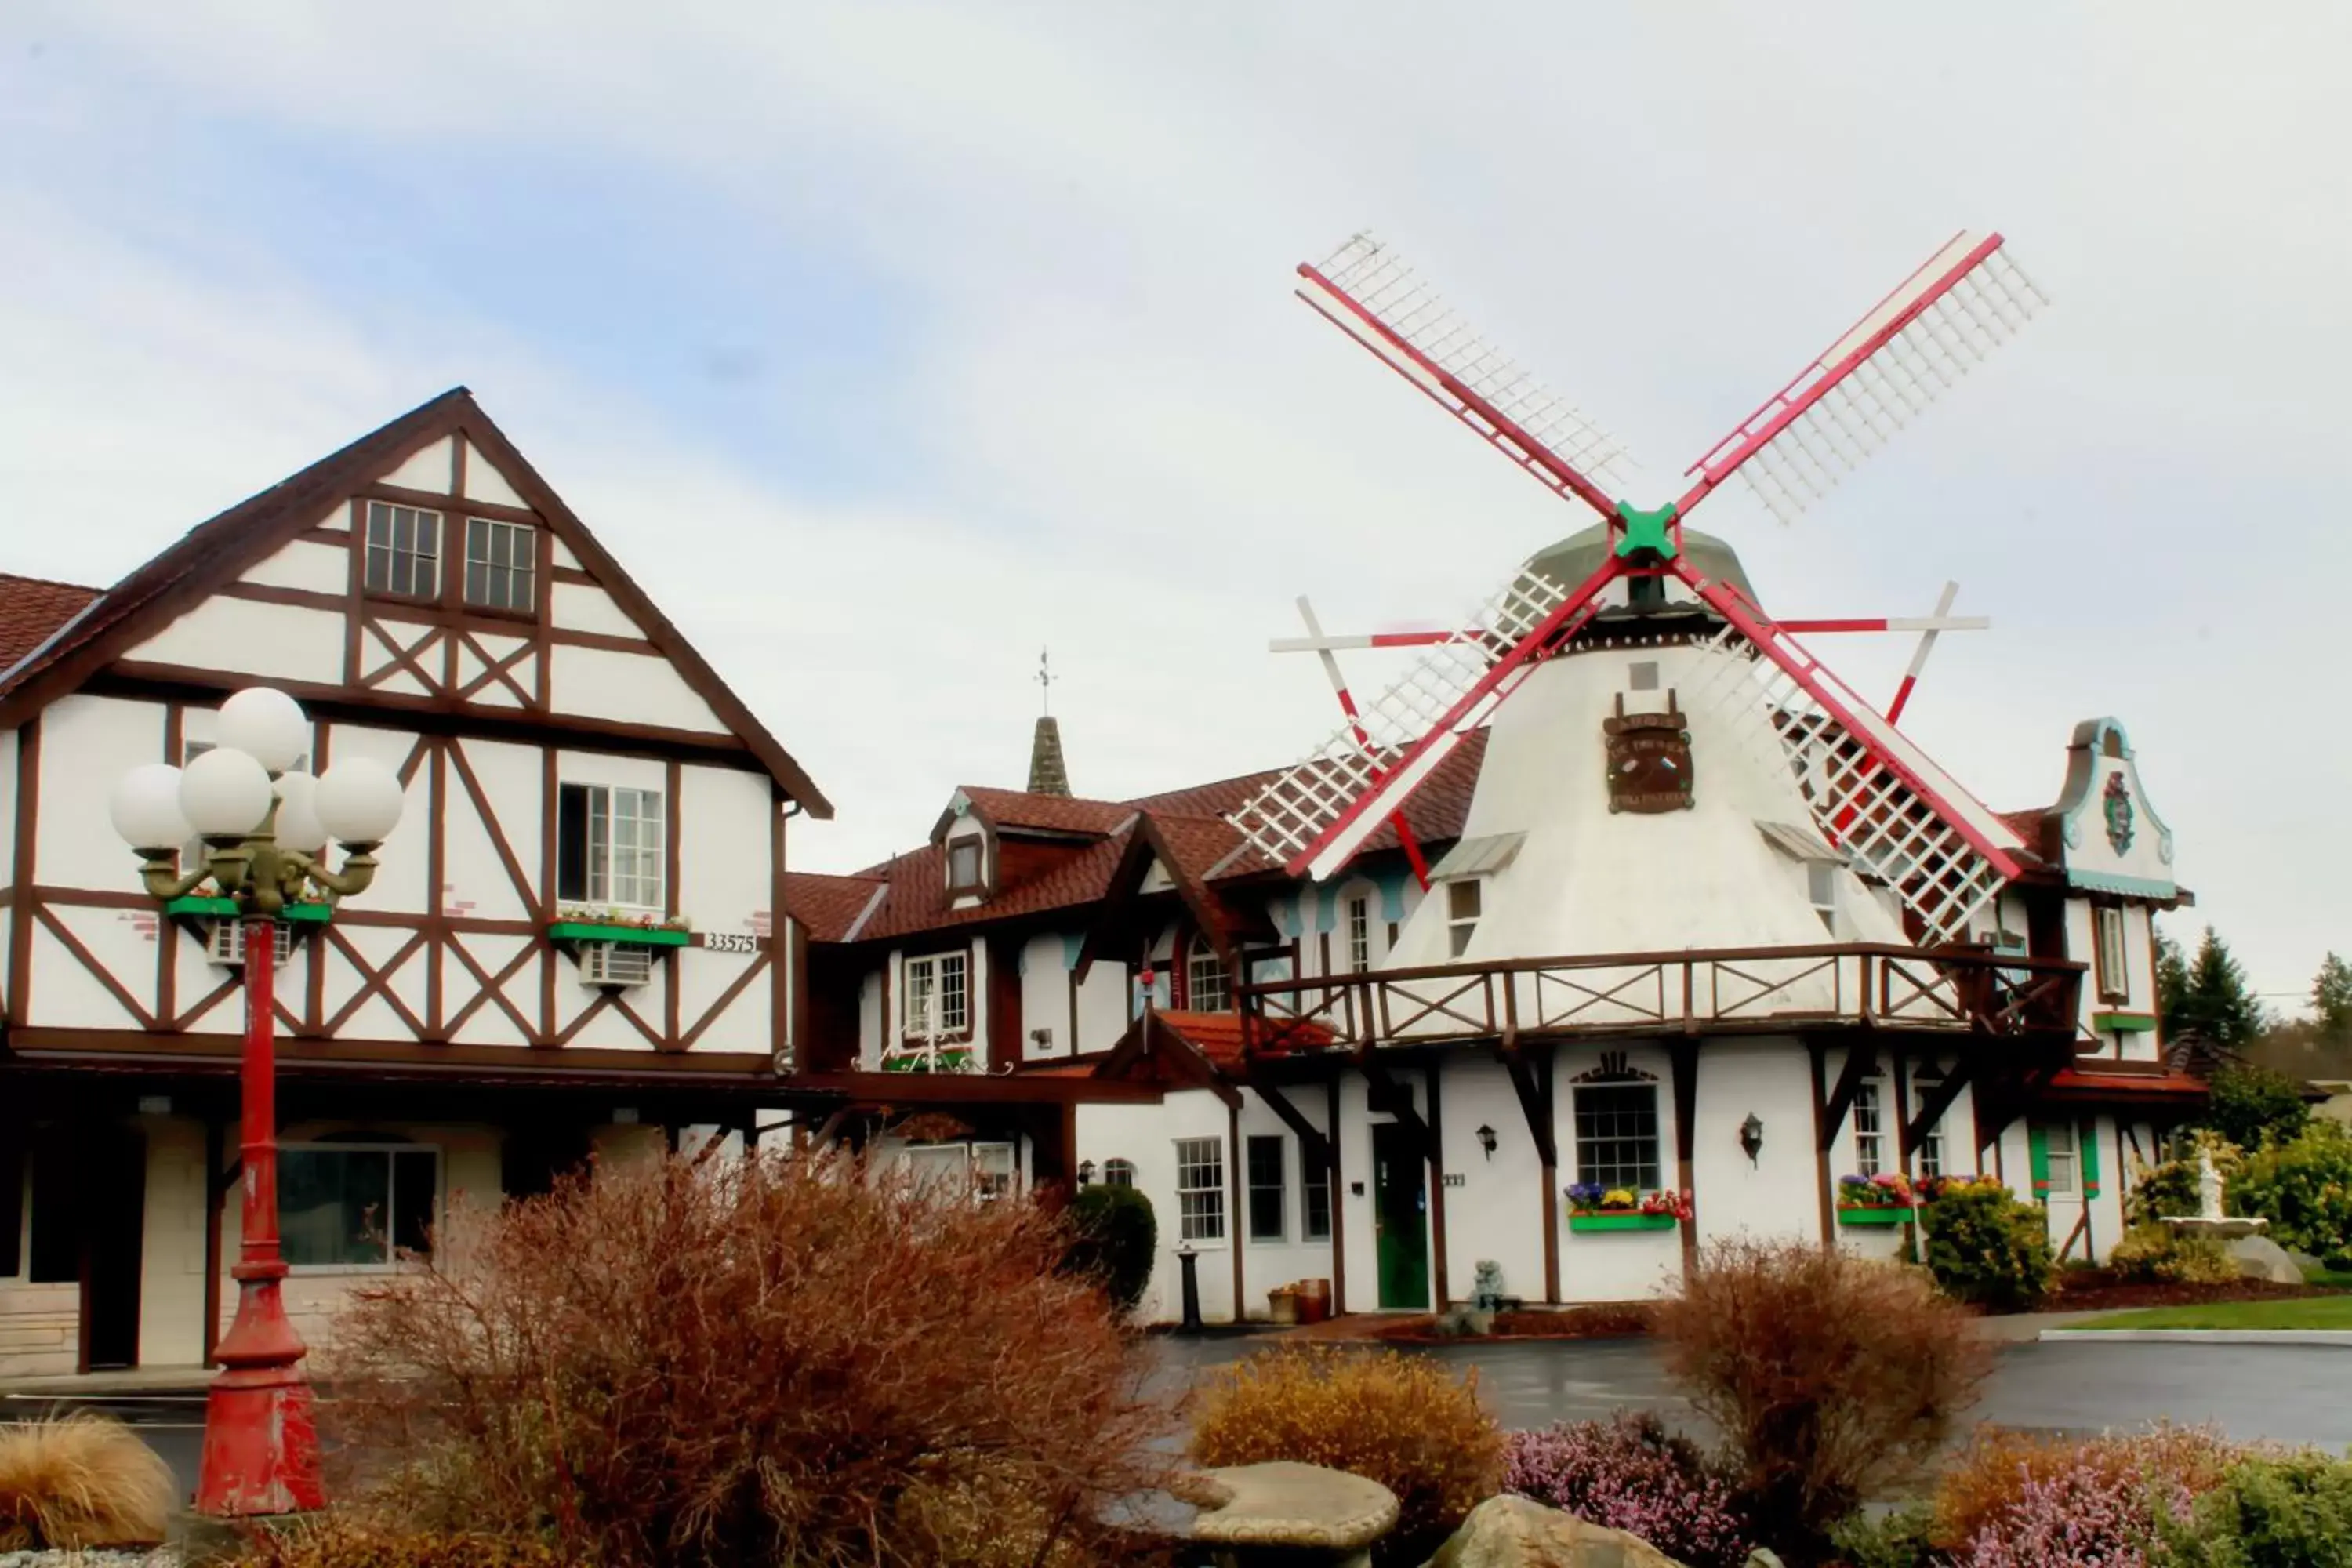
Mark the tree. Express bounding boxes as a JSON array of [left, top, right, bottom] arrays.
[[2202, 1063, 2310, 1150], [2157, 926, 2192, 1040], [2173, 927, 2267, 1049], [2313, 953, 2352, 1040]]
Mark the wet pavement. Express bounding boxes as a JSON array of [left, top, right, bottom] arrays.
[[16, 1334, 2350, 1508]]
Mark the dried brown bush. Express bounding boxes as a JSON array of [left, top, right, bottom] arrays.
[[231, 1513, 583, 1567], [0, 1411, 176, 1550], [1190, 1345, 1503, 1563], [323, 1149, 1171, 1568], [1654, 1237, 1992, 1562]]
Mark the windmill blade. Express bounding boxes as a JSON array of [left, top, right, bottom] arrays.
[[1231, 552, 1623, 881], [1886, 581, 1962, 724], [1295, 597, 1435, 888], [1672, 560, 2024, 945], [1299, 233, 1636, 524], [1677, 232, 2048, 527]]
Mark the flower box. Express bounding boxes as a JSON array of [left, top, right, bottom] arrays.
[[546, 922, 691, 948], [884, 1048, 975, 1074], [1836, 1207, 1916, 1225], [1568, 1213, 1680, 1232], [162, 896, 332, 924]]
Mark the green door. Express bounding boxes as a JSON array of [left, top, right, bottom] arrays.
[[1373, 1120, 1431, 1311]]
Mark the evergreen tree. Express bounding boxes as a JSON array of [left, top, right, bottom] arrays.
[[2174, 926, 2267, 1048], [2312, 952, 2352, 1040], [2157, 926, 2190, 1039]]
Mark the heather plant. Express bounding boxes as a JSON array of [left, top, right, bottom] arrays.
[[1504, 1413, 1751, 1568], [325, 1149, 1167, 1568], [1654, 1238, 1992, 1561], [1956, 1457, 2184, 1568], [1934, 1425, 2241, 1565], [1190, 1345, 1503, 1564], [1920, 1181, 2056, 1311]]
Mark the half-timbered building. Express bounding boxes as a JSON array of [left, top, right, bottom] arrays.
[[0, 390, 833, 1377]]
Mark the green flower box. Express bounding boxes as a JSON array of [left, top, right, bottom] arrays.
[[1568, 1212, 1679, 1232], [884, 1049, 974, 1074], [546, 922, 690, 947], [162, 897, 331, 924], [1837, 1207, 1916, 1225]]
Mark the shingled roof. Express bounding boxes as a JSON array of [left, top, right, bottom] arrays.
[[0, 575, 103, 676]]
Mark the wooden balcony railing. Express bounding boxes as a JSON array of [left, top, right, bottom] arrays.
[[1236, 942, 2083, 1055]]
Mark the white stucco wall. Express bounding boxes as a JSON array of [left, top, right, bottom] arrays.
[[1689, 1038, 1820, 1250]]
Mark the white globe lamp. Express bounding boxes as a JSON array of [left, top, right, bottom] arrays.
[[179, 746, 274, 840], [216, 688, 310, 776], [110, 763, 194, 851], [315, 757, 405, 846], [273, 771, 327, 853]]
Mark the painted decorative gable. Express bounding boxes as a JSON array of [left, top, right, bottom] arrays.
[[2047, 718, 2176, 899]]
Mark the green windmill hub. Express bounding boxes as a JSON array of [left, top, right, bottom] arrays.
[[1612, 500, 1679, 559]]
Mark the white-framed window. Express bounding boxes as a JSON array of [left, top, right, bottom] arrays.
[[556, 783, 665, 911], [2041, 1120, 2078, 1196], [1446, 879, 1482, 959], [280, 1142, 439, 1270], [463, 517, 535, 612], [1914, 1072, 1945, 1178], [1102, 1157, 1138, 1189], [946, 837, 985, 894], [2095, 906, 2130, 1003], [1175, 1136, 1225, 1243], [973, 1142, 1015, 1202], [1246, 1134, 1286, 1242], [1853, 1080, 1885, 1176], [904, 950, 971, 1038], [1303, 1161, 1332, 1241], [1807, 863, 1839, 935], [903, 1143, 969, 1194], [365, 502, 441, 598], [1573, 1083, 1661, 1191], [1347, 895, 1371, 973], [1187, 939, 1231, 1013]]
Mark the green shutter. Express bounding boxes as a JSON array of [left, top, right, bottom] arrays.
[[2028, 1123, 2050, 1197], [2080, 1119, 2102, 1199]]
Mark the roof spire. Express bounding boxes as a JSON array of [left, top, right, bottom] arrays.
[[1029, 648, 1071, 796]]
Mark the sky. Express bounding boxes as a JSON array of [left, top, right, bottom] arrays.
[[2, 3, 2346, 1009]]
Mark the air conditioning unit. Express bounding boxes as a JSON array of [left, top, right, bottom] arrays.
[[578, 941, 654, 989], [205, 918, 296, 967]]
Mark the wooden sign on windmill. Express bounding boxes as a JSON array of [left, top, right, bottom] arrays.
[[1231, 230, 2047, 945]]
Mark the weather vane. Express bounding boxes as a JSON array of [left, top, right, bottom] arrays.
[[1036, 648, 1056, 716]]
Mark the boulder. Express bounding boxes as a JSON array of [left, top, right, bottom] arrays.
[[1421, 1495, 1690, 1567], [2227, 1235, 2305, 1285], [1185, 1461, 1399, 1561]]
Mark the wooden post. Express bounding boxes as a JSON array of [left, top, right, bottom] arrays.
[[1808, 1039, 1834, 1251], [1228, 1098, 1245, 1323], [1538, 1049, 1560, 1305], [1425, 1062, 1449, 1310], [1670, 1040, 1700, 1279]]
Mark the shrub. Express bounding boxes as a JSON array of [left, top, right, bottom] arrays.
[[1922, 1181, 2056, 1311], [325, 1149, 1167, 1568], [2204, 1064, 2313, 1151], [1828, 1504, 1938, 1568], [2161, 1451, 2352, 1567], [2109, 1221, 2240, 1285], [1654, 1238, 1992, 1561], [2229, 1122, 2352, 1260], [0, 1412, 176, 1551], [1190, 1345, 1503, 1563], [232, 1515, 581, 1567], [1062, 1182, 1158, 1314], [1956, 1456, 2179, 1568], [1935, 1425, 2238, 1556], [1504, 1413, 1751, 1568]]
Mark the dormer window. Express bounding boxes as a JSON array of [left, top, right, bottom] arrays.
[[1186, 938, 1232, 1012], [946, 837, 985, 896], [1446, 879, 1482, 958], [1807, 863, 1839, 935]]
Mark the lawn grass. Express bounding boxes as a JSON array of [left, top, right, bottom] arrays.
[[2071, 1294, 2352, 1331], [2303, 1266, 2352, 1290]]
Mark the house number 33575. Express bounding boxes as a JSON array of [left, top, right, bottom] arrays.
[[703, 932, 758, 953]]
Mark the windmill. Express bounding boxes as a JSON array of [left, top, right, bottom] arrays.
[[1228, 231, 2047, 946]]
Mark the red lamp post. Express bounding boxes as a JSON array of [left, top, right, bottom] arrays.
[[110, 687, 405, 1519]]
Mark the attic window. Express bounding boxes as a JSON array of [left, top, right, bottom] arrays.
[[1807, 863, 1838, 934], [1446, 879, 1482, 959], [365, 503, 441, 598], [946, 839, 985, 895], [463, 517, 535, 612]]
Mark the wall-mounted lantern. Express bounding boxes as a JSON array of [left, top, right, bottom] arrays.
[[1739, 1112, 1765, 1167], [1475, 1123, 1498, 1161]]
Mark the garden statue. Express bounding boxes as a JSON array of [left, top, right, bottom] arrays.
[[1472, 1260, 1505, 1313], [2198, 1147, 2226, 1221]]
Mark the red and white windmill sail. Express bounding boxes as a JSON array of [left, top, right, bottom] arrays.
[[1228, 230, 2048, 943]]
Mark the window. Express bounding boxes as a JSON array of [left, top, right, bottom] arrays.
[[1573, 1083, 1661, 1191], [2095, 906, 2129, 1003], [1187, 939, 1231, 1012], [1246, 1134, 1286, 1241], [946, 837, 985, 895], [463, 517, 535, 612], [1853, 1080, 1885, 1176], [973, 1143, 1015, 1201], [1446, 880, 1483, 959], [280, 1144, 437, 1269], [1175, 1136, 1225, 1242], [1303, 1161, 1332, 1241], [1914, 1073, 1945, 1178], [1347, 895, 1371, 972], [2041, 1120, 2078, 1196], [904, 951, 971, 1037], [904, 1143, 969, 1194], [1807, 863, 1839, 935], [556, 783, 666, 910], [364, 502, 441, 598], [1102, 1158, 1137, 1189]]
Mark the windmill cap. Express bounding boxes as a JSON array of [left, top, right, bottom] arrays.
[[1519, 521, 1760, 613]]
